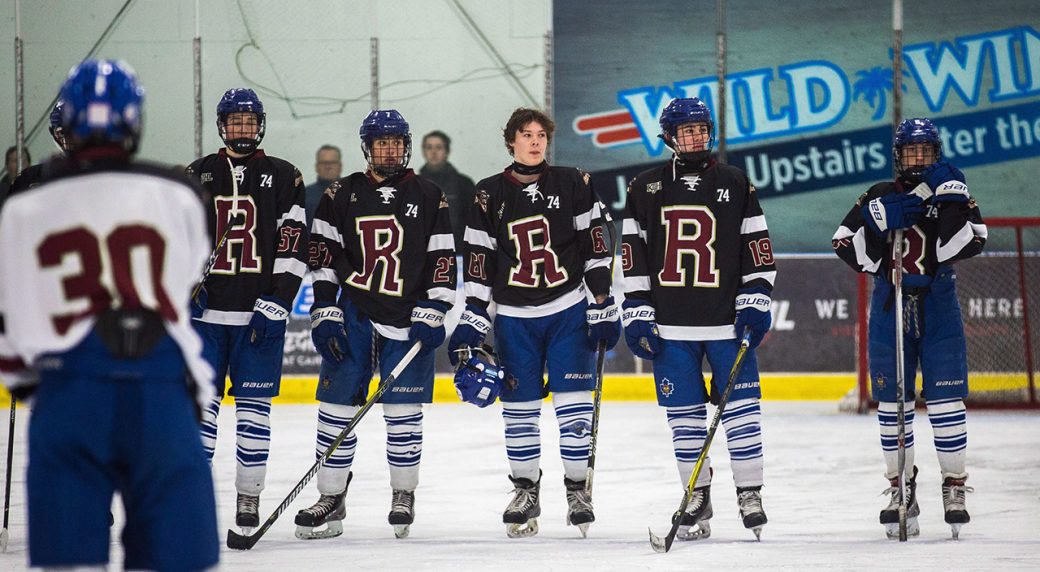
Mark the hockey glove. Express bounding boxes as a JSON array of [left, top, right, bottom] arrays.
[[622, 299, 660, 361], [734, 286, 772, 349], [448, 304, 492, 366], [586, 296, 621, 350], [862, 192, 924, 235], [923, 161, 969, 203], [248, 296, 290, 345], [454, 353, 506, 408], [408, 301, 446, 357], [310, 302, 348, 363]]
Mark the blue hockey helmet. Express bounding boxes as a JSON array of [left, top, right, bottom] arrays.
[[658, 97, 715, 164], [216, 88, 266, 154], [453, 347, 505, 408], [894, 118, 941, 182], [360, 109, 411, 177], [48, 99, 69, 153], [59, 59, 144, 154]]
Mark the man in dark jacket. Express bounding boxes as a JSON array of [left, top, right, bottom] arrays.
[[419, 130, 475, 247]]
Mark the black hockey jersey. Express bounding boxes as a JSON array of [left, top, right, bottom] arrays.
[[622, 159, 776, 340], [462, 166, 612, 317], [832, 178, 986, 285], [185, 149, 307, 323], [309, 169, 456, 331]]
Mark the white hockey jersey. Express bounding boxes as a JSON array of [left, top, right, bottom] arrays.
[[0, 160, 214, 407]]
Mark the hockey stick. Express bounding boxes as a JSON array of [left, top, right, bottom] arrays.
[[892, 228, 909, 541], [0, 400, 14, 552], [584, 200, 618, 498], [226, 340, 422, 550], [649, 329, 752, 553]]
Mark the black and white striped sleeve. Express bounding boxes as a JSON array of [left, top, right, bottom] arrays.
[[620, 180, 653, 305], [423, 190, 457, 311], [832, 189, 888, 274], [308, 180, 348, 305], [575, 171, 612, 299], [271, 167, 309, 304], [462, 189, 497, 311], [935, 199, 986, 264], [739, 184, 777, 294]]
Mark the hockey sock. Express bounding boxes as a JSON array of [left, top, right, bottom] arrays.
[[553, 391, 594, 482], [384, 403, 423, 491], [199, 397, 222, 462], [315, 402, 359, 495], [666, 404, 711, 489], [926, 398, 967, 477], [722, 398, 764, 488], [878, 400, 916, 479], [502, 400, 542, 481], [234, 396, 272, 494]]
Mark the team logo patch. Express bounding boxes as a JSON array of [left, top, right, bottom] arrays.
[[201, 172, 212, 183], [475, 189, 490, 213], [233, 165, 246, 184], [646, 181, 661, 194], [377, 186, 397, 204], [681, 174, 701, 192], [580, 169, 591, 186], [522, 182, 544, 203], [321, 376, 332, 390], [294, 169, 304, 186], [749, 184, 757, 194], [875, 374, 886, 390], [324, 180, 340, 199], [659, 377, 675, 397], [439, 192, 450, 209]]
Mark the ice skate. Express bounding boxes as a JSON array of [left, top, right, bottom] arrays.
[[236, 493, 260, 534], [942, 476, 973, 540], [672, 485, 713, 541], [880, 466, 920, 539], [503, 474, 541, 538], [736, 486, 768, 540], [295, 472, 351, 540], [388, 489, 415, 539], [564, 477, 595, 538]]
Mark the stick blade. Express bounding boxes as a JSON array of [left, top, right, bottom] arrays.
[[226, 528, 258, 551], [1, 527, 8, 553], [649, 527, 673, 553]]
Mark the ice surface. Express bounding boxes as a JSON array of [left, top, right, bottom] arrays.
[[1, 401, 1038, 570]]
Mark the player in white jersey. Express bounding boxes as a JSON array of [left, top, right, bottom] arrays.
[[0, 59, 218, 570]]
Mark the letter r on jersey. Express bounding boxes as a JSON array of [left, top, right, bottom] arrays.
[[347, 215, 405, 296], [658, 206, 719, 287], [212, 197, 261, 274], [507, 215, 569, 288]]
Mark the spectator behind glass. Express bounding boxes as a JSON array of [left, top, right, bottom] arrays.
[[419, 131, 475, 248], [304, 144, 342, 225], [0, 146, 32, 208]]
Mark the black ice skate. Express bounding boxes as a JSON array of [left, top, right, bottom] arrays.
[[236, 493, 260, 533], [942, 476, 973, 540], [672, 485, 713, 541], [564, 477, 595, 538], [880, 465, 920, 539], [503, 474, 541, 538], [736, 486, 768, 540], [388, 489, 415, 539], [295, 472, 352, 540]]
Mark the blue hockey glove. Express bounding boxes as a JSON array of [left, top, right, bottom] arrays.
[[248, 295, 290, 345], [310, 302, 348, 363], [408, 302, 446, 357], [190, 285, 207, 320], [454, 352, 506, 408], [448, 304, 492, 366], [923, 161, 969, 203], [734, 286, 772, 349], [586, 296, 621, 350], [862, 192, 925, 235], [622, 300, 660, 361]]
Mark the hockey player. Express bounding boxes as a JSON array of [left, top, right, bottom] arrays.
[[5, 99, 72, 197], [621, 97, 774, 540], [0, 59, 218, 570], [447, 107, 619, 538], [833, 118, 985, 540], [299, 109, 455, 540], [185, 88, 308, 532]]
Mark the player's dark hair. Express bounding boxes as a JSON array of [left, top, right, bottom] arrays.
[[502, 108, 555, 156], [422, 131, 451, 153]]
